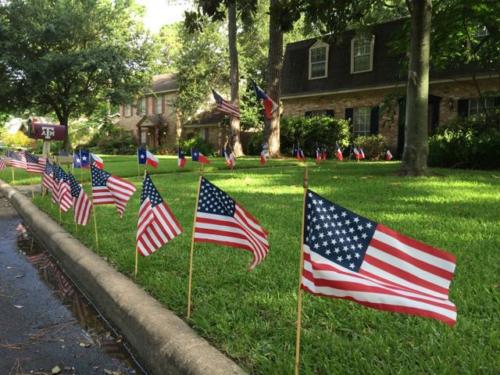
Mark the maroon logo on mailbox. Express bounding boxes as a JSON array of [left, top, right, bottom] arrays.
[[30, 123, 67, 141]]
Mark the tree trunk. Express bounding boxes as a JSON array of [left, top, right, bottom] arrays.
[[401, 0, 432, 176], [265, 0, 283, 158], [228, 1, 243, 156]]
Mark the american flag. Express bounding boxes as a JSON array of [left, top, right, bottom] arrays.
[[260, 143, 269, 165], [0, 157, 6, 170], [25, 152, 45, 174], [302, 190, 457, 325], [91, 164, 136, 217], [212, 89, 240, 118], [137, 174, 183, 256], [7, 150, 26, 169], [194, 177, 269, 270], [53, 166, 73, 212], [68, 172, 92, 226], [43, 161, 57, 193]]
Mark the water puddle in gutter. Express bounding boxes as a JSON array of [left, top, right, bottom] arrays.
[[1, 213, 148, 375]]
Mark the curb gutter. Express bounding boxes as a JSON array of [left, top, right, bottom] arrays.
[[0, 180, 246, 375]]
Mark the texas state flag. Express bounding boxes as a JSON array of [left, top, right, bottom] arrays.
[[335, 145, 343, 161], [138, 147, 147, 165], [252, 80, 278, 120], [191, 148, 210, 164], [80, 150, 90, 168], [90, 153, 104, 169], [146, 150, 158, 168]]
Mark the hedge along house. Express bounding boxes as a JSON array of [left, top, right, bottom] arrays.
[[116, 74, 230, 152], [281, 18, 499, 156]]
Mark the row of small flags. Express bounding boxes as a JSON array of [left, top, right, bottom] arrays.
[[4, 149, 457, 327]]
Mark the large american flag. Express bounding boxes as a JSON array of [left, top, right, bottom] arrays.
[[53, 166, 73, 212], [212, 89, 240, 118], [91, 164, 136, 217], [194, 177, 269, 270], [6, 150, 26, 169], [68, 172, 92, 226], [137, 174, 182, 256], [302, 190, 457, 325], [25, 152, 45, 174]]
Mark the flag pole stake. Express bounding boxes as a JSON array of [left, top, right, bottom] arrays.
[[187, 175, 202, 319], [135, 169, 148, 279], [92, 206, 99, 248], [59, 207, 62, 224], [11, 167, 15, 184], [294, 165, 308, 375]]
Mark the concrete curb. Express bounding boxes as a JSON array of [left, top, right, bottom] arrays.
[[0, 180, 246, 375]]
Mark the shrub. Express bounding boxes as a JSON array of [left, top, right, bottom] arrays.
[[181, 135, 214, 156], [245, 131, 264, 155], [0, 130, 34, 148], [281, 116, 350, 156], [95, 129, 136, 155], [353, 134, 388, 160], [428, 112, 500, 170]]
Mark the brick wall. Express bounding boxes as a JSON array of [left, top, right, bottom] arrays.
[[281, 76, 499, 151]]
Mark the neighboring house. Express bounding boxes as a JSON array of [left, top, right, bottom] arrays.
[[116, 74, 227, 151], [281, 18, 499, 155]]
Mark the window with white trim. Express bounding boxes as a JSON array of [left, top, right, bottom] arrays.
[[468, 97, 498, 116], [351, 35, 374, 73], [352, 107, 371, 136], [309, 41, 329, 79], [155, 95, 163, 114]]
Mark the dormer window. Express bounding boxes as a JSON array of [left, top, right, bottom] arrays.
[[351, 35, 374, 74], [309, 41, 329, 80]]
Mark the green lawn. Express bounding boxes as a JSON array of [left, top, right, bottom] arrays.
[[26, 160, 500, 374], [0, 154, 299, 185]]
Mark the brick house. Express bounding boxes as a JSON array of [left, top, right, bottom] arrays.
[[116, 74, 226, 151], [281, 19, 499, 155]]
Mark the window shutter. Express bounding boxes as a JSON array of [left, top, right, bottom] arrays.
[[345, 108, 354, 122], [326, 110, 335, 117], [494, 96, 500, 107], [370, 106, 379, 135], [457, 99, 468, 118]]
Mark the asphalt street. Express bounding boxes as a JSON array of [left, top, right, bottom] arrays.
[[0, 194, 144, 375]]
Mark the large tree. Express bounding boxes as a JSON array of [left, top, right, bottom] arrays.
[[401, 0, 432, 175], [186, 1, 257, 156], [0, 0, 158, 148]]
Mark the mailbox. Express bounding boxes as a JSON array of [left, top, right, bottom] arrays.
[[29, 123, 67, 141]]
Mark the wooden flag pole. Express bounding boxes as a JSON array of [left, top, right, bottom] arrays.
[[187, 174, 203, 319], [294, 165, 309, 375], [134, 169, 148, 279], [92, 206, 99, 248]]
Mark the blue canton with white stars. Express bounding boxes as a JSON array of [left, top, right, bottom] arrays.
[[197, 178, 236, 216], [44, 161, 53, 175], [91, 165, 111, 187], [304, 190, 377, 272], [67, 173, 82, 198], [53, 165, 68, 183], [141, 174, 164, 207], [25, 152, 39, 163]]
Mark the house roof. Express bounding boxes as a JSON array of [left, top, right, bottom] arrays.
[[151, 73, 179, 93], [281, 18, 494, 98]]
